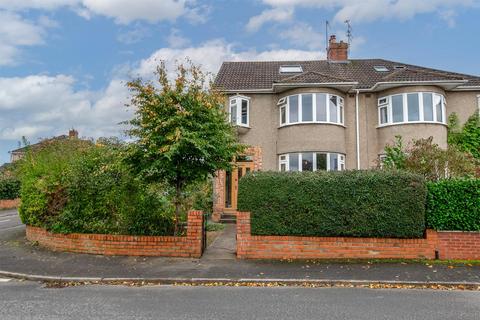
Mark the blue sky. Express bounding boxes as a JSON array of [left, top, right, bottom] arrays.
[[1, 0, 480, 164]]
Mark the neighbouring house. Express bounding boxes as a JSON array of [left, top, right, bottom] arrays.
[[211, 35, 480, 221], [9, 129, 80, 163]]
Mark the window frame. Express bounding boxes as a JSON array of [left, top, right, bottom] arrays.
[[229, 95, 250, 127], [377, 92, 446, 127], [278, 152, 346, 172], [278, 93, 345, 127]]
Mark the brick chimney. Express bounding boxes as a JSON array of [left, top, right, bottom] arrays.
[[327, 35, 349, 61], [68, 129, 78, 139]]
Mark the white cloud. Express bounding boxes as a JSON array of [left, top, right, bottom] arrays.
[[279, 23, 325, 50], [80, 0, 187, 24], [0, 0, 78, 11], [0, 10, 49, 65], [135, 39, 324, 80], [0, 0, 200, 24], [246, 7, 293, 32], [0, 75, 131, 142], [256, 0, 480, 25], [167, 28, 191, 48]]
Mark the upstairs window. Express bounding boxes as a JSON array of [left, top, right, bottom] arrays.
[[278, 93, 344, 126], [229, 95, 250, 127], [279, 65, 303, 73], [378, 92, 446, 126]]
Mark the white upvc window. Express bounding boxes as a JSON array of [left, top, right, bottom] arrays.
[[229, 95, 250, 127], [278, 152, 345, 172], [278, 93, 344, 126], [378, 92, 446, 127]]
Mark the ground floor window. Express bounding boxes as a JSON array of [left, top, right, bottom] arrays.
[[278, 152, 345, 172]]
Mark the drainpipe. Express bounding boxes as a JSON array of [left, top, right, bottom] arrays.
[[355, 90, 361, 170]]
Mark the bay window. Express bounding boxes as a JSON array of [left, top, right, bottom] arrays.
[[278, 152, 345, 172], [229, 95, 250, 127], [378, 92, 446, 126], [278, 93, 344, 126]]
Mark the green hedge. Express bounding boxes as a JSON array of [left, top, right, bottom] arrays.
[[238, 170, 427, 238], [17, 139, 176, 236], [426, 179, 480, 231], [0, 178, 20, 200]]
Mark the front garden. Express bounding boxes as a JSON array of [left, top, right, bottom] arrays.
[[10, 62, 242, 257]]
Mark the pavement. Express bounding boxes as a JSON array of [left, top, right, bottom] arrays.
[[1, 209, 480, 286], [1, 281, 480, 320]]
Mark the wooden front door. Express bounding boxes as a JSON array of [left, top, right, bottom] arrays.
[[224, 161, 255, 212]]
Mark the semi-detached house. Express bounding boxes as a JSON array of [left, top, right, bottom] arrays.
[[211, 35, 480, 221]]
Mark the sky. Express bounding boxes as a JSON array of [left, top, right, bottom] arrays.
[[1, 0, 480, 164]]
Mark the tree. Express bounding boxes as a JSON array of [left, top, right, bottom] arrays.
[[126, 62, 243, 233], [381, 136, 478, 181]]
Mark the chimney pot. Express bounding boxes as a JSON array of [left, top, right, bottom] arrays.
[[69, 129, 78, 139]]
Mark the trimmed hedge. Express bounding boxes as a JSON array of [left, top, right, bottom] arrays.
[[426, 179, 480, 231], [238, 170, 427, 238], [0, 178, 20, 200]]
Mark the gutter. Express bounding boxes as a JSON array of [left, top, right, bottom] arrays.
[[355, 89, 360, 170]]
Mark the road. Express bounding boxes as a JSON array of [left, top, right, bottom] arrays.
[[0, 281, 478, 320], [0, 209, 23, 234]]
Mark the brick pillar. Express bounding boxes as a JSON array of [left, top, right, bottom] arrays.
[[186, 210, 204, 258], [236, 211, 251, 258]]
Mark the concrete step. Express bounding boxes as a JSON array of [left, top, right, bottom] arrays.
[[219, 214, 237, 224]]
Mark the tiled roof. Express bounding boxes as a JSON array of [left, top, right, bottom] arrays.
[[9, 135, 68, 153], [274, 71, 354, 84], [214, 59, 480, 91]]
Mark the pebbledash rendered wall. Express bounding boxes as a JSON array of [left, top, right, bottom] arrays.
[[26, 211, 204, 258], [236, 212, 480, 260], [0, 199, 20, 210]]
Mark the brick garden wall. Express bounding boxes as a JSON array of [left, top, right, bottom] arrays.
[[237, 212, 480, 260], [437, 231, 480, 260], [0, 198, 20, 210], [26, 211, 204, 258]]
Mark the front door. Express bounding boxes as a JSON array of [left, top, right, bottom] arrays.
[[224, 161, 255, 212]]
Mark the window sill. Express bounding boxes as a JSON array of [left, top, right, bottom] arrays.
[[376, 121, 447, 129], [278, 122, 346, 129]]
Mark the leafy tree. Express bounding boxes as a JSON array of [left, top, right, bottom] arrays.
[[126, 62, 243, 233], [381, 136, 478, 181]]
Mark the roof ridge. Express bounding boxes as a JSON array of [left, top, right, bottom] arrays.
[[383, 67, 466, 81], [275, 70, 351, 83]]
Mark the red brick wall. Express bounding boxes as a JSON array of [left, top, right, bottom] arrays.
[[437, 231, 480, 260], [26, 211, 204, 258], [237, 212, 480, 260], [237, 212, 438, 259], [0, 199, 20, 210]]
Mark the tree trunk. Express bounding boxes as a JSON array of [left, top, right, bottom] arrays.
[[174, 181, 181, 236]]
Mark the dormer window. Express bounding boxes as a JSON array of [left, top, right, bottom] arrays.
[[279, 65, 303, 74], [229, 95, 250, 127], [374, 66, 389, 72]]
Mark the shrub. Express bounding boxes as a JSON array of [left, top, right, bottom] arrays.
[[238, 170, 427, 238], [448, 112, 480, 160], [426, 179, 480, 231], [17, 139, 176, 236], [381, 136, 478, 181], [0, 177, 20, 200]]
